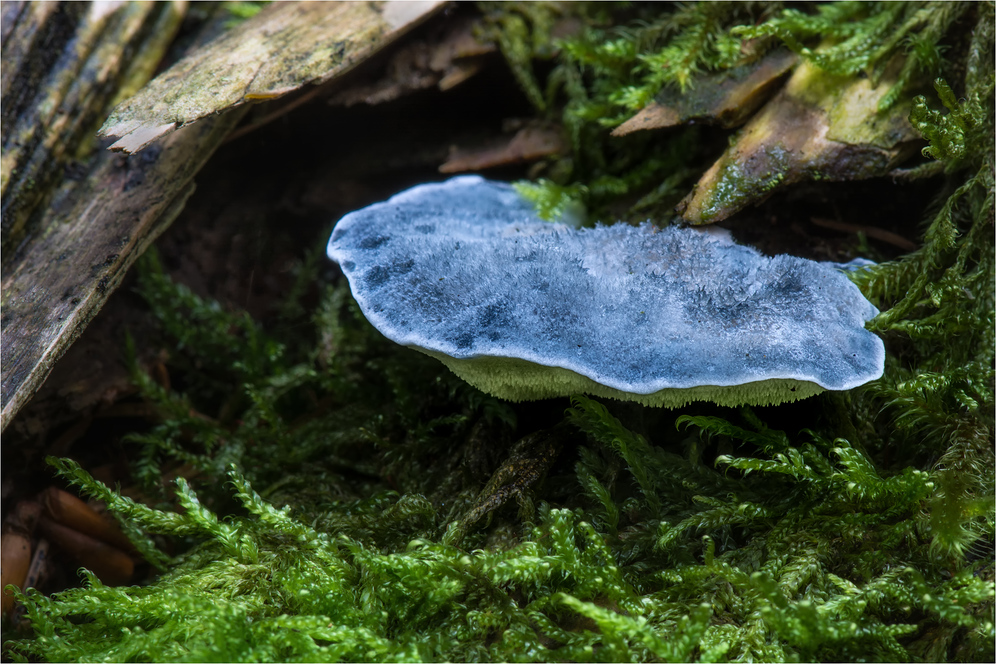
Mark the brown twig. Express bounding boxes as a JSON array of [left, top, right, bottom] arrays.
[[810, 217, 916, 251]]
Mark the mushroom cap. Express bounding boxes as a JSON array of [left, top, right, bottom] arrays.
[[327, 176, 884, 407]]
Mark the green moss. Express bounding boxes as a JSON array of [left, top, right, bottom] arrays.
[[690, 145, 789, 223], [10, 388, 992, 660], [226, 1, 268, 21], [499, 1, 980, 222], [512, 179, 588, 223], [734, 1, 971, 111]]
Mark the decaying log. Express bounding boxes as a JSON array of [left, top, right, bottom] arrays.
[[1, 1, 191, 431], [2, 1, 446, 432], [0, 112, 240, 433], [99, 0, 445, 153], [1, 1, 187, 258]]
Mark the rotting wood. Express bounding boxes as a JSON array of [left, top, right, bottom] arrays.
[[1, 1, 187, 259], [99, 0, 446, 154], [2, 0, 191, 432], [2, 1, 449, 432], [611, 49, 797, 137], [0, 112, 240, 433], [226, 8, 493, 145], [677, 55, 923, 225]]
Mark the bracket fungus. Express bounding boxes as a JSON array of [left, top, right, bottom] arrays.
[[327, 176, 884, 408]]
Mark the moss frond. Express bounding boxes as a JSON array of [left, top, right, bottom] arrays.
[[736, 1, 971, 110]]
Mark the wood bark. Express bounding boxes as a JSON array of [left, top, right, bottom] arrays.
[[2, 1, 444, 431], [100, 1, 445, 153]]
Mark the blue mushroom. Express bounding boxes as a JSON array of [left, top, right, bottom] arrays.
[[327, 176, 884, 407]]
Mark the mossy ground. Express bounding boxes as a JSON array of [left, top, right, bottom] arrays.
[[4, 2, 994, 662]]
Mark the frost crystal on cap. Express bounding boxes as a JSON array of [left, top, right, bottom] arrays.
[[327, 176, 884, 407]]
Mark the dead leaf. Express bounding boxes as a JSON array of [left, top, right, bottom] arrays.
[[439, 122, 567, 173]]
